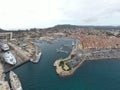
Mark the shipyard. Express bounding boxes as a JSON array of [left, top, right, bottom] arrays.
[[0, 32, 42, 90]]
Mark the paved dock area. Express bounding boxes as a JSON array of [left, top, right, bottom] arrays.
[[0, 40, 35, 90], [0, 81, 10, 90], [0, 61, 11, 90], [0, 62, 3, 74]]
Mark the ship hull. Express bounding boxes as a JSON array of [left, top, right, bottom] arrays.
[[10, 71, 23, 90], [3, 51, 17, 65], [34, 52, 42, 63]]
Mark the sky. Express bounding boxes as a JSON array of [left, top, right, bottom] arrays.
[[0, 0, 120, 30]]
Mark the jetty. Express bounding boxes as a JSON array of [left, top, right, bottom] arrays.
[[54, 44, 84, 77], [56, 49, 68, 54], [54, 47, 120, 77]]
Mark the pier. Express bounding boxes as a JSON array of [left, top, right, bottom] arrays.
[[56, 49, 68, 54]]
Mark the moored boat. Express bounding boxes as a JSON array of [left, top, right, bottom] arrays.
[[1, 43, 10, 51], [10, 71, 23, 90], [30, 46, 42, 63], [3, 51, 17, 65], [34, 51, 42, 63]]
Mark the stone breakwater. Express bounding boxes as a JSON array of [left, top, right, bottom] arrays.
[[54, 59, 85, 77], [54, 48, 120, 77]]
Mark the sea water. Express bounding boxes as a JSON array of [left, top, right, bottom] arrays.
[[13, 38, 120, 90]]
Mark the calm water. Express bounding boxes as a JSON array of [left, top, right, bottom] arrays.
[[11, 38, 120, 90]]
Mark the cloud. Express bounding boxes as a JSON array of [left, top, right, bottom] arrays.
[[0, 0, 66, 29], [61, 0, 120, 24], [0, 0, 120, 29]]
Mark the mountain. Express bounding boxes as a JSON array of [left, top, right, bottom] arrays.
[[53, 24, 120, 31], [0, 24, 120, 32], [0, 28, 7, 32]]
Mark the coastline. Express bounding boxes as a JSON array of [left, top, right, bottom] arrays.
[[54, 56, 120, 77], [54, 49, 120, 77], [54, 59, 85, 77]]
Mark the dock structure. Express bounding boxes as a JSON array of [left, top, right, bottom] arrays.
[[0, 39, 37, 90], [8, 42, 30, 60], [0, 81, 10, 90], [0, 61, 4, 74], [0, 39, 39, 73], [0, 61, 11, 90], [0, 32, 13, 40], [56, 49, 68, 54], [0, 42, 31, 73]]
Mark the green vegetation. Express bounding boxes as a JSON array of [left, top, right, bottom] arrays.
[[59, 61, 72, 71], [59, 61, 64, 66]]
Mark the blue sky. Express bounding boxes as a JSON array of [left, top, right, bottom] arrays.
[[0, 0, 120, 30]]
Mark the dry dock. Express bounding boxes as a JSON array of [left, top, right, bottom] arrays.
[[0, 40, 39, 73], [1, 42, 30, 73], [0, 39, 40, 90]]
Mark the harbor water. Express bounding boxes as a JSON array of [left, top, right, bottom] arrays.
[[10, 38, 120, 90]]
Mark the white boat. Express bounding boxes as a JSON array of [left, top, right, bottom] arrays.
[[30, 52, 42, 63], [35, 51, 42, 63], [3, 51, 17, 65], [10, 71, 23, 90], [29, 43, 42, 63], [1, 43, 10, 51], [72, 41, 75, 46]]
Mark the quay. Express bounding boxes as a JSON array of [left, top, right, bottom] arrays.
[[1, 41, 34, 73], [54, 48, 120, 77], [0, 61, 10, 90], [54, 39, 120, 77], [54, 58, 85, 77], [54, 44, 81, 77]]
